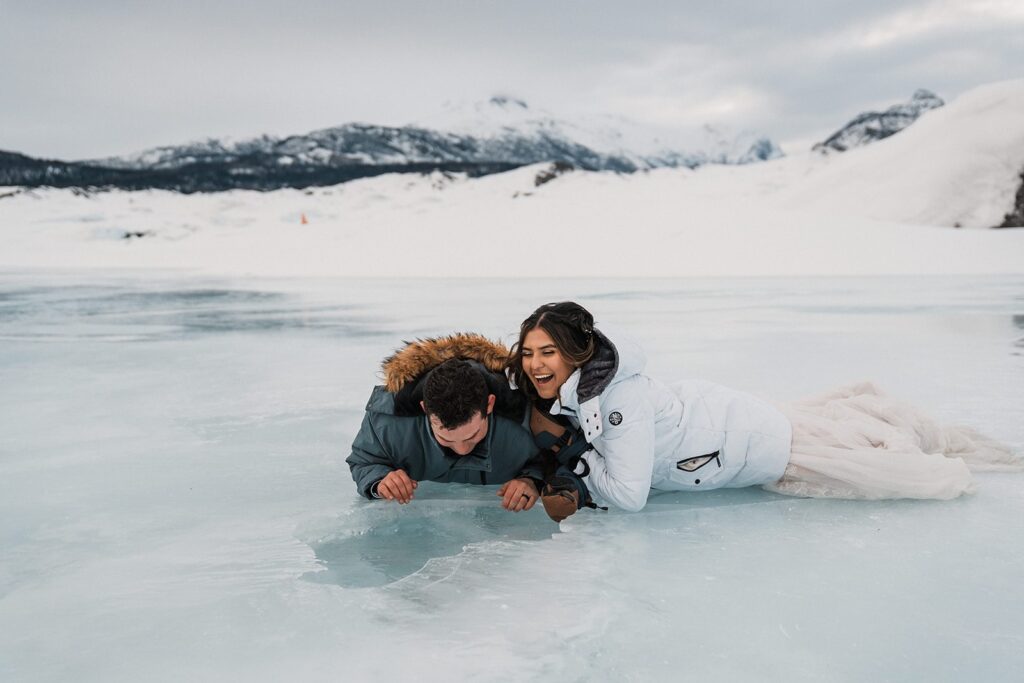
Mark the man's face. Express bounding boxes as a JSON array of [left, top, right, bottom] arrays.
[[428, 411, 489, 456]]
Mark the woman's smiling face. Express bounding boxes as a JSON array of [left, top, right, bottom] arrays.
[[521, 327, 574, 400]]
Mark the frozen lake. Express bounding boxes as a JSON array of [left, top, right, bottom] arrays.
[[1, 271, 1022, 682]]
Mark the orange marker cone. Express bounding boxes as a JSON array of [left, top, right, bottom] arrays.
[[300, 212, 308, 225]]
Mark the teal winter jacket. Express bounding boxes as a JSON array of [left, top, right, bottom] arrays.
[[346, 334, 543, 499]]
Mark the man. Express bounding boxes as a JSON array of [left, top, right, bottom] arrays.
[[347, 334, 543, 512]]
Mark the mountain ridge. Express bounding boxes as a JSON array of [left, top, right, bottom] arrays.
[[812, 89, 945, 153], [1, 98, 781, 193]]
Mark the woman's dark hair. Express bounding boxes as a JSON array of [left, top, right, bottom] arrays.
[[506, 302, 597, 402]]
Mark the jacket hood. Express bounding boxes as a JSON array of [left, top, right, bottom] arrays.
[[576, 328, 647, 403], [553, 328, 647, 443], [382, 333, 511, 392]]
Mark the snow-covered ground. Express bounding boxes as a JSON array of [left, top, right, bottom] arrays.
[[1, 271, 1022, 682], [2, 81, 1023, 279]]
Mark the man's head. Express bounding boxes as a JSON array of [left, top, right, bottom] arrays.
[[421, 359, 496, 456]]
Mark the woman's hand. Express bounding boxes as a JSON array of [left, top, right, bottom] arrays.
[[497, 477, 539, 512]]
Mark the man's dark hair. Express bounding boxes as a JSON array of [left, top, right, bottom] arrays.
[[422, 359, 490, 429]]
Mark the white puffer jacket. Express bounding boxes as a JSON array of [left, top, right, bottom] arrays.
[[548, 330, 792, 511]]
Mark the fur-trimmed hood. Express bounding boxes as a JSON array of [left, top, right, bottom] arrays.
[[381, 333, 511, 393]]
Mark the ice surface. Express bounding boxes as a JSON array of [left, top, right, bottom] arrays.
[[1, 272, 1022, 682]]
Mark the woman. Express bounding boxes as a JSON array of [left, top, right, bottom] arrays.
[[507, 302, 1019, 518]]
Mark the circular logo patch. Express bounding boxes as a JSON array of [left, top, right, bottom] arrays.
[[608, 411, 623, 425]]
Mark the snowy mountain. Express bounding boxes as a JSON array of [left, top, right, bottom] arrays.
[[812, 89, 945, 153], [88, 122, 628, 173], [0, 96, 783, 193], [91, 96, 782, 176], [415, 96, 782, 169]]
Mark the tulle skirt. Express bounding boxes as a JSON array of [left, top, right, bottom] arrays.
[[762, 382, 1021, 500]]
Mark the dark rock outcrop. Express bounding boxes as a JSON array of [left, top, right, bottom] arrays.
[[997, 168, 1024, 228], [534, 161, 574, 187]]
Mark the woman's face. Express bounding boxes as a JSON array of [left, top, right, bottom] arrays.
[[521, 327, 575, 400]]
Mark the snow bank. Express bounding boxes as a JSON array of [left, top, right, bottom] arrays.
[[2, 81, 1023, 278], [775, 80, 1024, 228]]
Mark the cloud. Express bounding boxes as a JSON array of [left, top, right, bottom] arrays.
[[1, 0, 1023, 158], [808, 0, 1024, 55]]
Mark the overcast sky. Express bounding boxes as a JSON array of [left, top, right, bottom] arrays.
[[2, 0, 1022, 159]]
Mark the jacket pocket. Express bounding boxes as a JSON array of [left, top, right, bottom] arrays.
[[676, 451, 720, 472], [666, 450, 727, 488]]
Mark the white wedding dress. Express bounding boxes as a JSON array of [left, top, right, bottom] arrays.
[[763, 382, 1021, 500]]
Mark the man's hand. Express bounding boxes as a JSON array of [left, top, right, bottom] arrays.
[[378, 469, 418, 504], [497, 478, 539, 512]]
